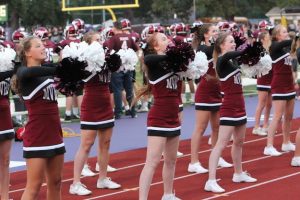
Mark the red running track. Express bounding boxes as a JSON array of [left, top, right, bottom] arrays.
[[9, 119, 300, 200]]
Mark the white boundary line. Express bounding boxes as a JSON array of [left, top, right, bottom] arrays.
[[202, 171, 300, 200], [8, 130, 297, 195], [84, 152, 291, 200]]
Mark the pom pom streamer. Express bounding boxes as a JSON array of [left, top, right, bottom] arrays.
[[241, 54, 272, 78], [61, 41, 88, 61], [103, 50, 122, 73], [0, 47, 16, 72], [182, 51, 209, 79], [165, 42, 195, 72], [83, 41, 105, 73], [117, 48, 138, 72], [56, 57, 89, 96]]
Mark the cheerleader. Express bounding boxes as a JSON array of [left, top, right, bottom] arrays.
[[189, 24, 232, 174], [290, 34, 300, 166], [204, 32, 257, 193], [69, 31, 120, 196], [263, 25, 295, 156], [0, 69, 14, 200], [253, 31, 272, 136], [12, 36, 65, 200], [138, 32, 182, 200]]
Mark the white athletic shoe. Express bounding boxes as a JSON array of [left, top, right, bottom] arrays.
[[69, 182, 92, 196], [252, 127, 261, 135], [161, 193, 182, 200], [264, 146, 282, 156], [232, 171, 257, 183], [187, 162, 208, 174], [97, 177, 121, 189], [81, 164, 96, 177], [177, 151, 184, 157], [137, 106, 149, 112], [218, 157, 233, 168], [281, 142, 296, 152], [95, 163, 118, 172], [204, 179, 225, 193], [259, 127, 268, 136], [291, 157, 300, 167]]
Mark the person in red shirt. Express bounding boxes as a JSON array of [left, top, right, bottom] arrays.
[[104, 19, 139, 119]]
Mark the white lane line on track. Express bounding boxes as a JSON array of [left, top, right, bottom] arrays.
[[9, 130, 297, 194], [84, 152, 292, 200], [202, 171, 300, 200]]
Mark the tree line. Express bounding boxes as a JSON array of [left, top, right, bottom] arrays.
[[1, 0, 299, 29]]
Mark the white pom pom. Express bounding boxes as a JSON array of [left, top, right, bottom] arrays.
[[83, 41, 105, 73], [185, 51, 209, 79], [117, 48, 138, 72], [241, 54, 272, 78], [257, 54, 272, 77], [62, 41, 88, 61], [240, 64, 258, 78], [0, 47, 16, 72]]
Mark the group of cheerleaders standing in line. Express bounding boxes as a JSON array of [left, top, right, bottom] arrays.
[[0, 17, 300, 200]]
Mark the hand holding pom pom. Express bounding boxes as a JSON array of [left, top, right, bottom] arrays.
[[55, 58, 90, 96], [165, 42, 195, 72], [104, 50, 122, 73]]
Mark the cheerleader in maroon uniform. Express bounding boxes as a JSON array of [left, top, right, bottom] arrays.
[[189, 24, 232, 174], [253, 31, 272, 136], [204, 32, 257, 193], [263, 25, 296, 156], [69, 31, 120, 196], [0, 69, 14, 200], [12, 36, 65, 200], [138, 32, 181, 200], [292, 38, 300, 166]]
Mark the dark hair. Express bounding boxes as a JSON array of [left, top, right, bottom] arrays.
[[11, 36, 36, 94], [192, 24, 213, 50], [212, 32, 231, 79]]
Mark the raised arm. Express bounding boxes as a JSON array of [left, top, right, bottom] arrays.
[[144, 54, 168, 69], [17, 66, 57, 80], [0, 70, 13, 81], [271, 40, 292, 53]]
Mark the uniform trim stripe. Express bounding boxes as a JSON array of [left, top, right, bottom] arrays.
[[272, 53, 290, 64], [149, 72, 174, 85], [0, 129, 15, 134], [23, 79, 53, 100], [272, 91, 296, 97], [195, 103, 222, 106], [257, 85, 271, 89], [208, 58, 213, 64], [83, 72, 96, 82], [220, 69, 240, 81], [220, 116, 247, 121], [147, 126, 181, 131], [23, 143, 65, 151], [81, 118, 115, 125]]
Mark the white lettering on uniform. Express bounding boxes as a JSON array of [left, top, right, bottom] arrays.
[[166, 76, 179, 90], [233, 73, 242, 85], [43, 84, 57, 101]]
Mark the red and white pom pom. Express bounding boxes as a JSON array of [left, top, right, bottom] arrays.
[[0, 47, 16, 72], [83, 41, 105, 73], [117, 48, 138, 72], [184, 51, 209, 79], [62, 41, 88, 61], [241, 54, 272, 78]]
